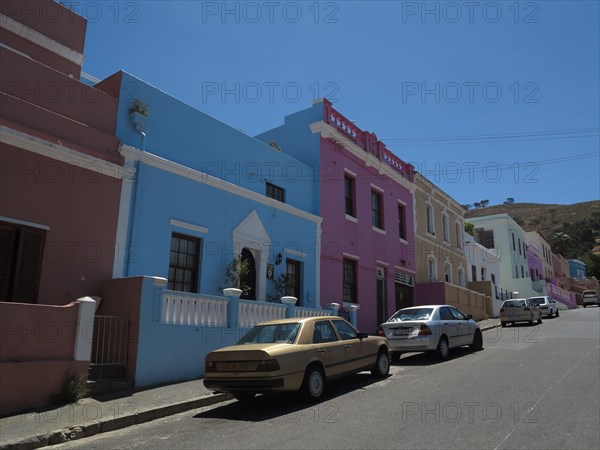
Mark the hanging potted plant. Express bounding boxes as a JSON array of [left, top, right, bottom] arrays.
[[222, 255, 250, 298], [129, 99, 149, 129]]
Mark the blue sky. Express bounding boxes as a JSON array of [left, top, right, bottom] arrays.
[[77, 1, 599, 207]]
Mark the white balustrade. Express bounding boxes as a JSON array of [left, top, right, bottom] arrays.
[[238, 301, 286, 328], [294, 307, 332, 318], [161, 292, 228, 327]]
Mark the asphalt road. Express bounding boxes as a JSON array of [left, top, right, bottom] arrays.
[[53, 307, 600, 450]]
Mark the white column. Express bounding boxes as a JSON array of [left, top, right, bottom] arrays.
[[74, 297, 96, 361]]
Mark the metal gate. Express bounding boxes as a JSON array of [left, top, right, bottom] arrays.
[[90, 316, 129, 365]]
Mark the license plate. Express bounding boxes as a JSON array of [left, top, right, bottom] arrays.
[[224, 362, 247, 371], [393, 328, 411, 336]]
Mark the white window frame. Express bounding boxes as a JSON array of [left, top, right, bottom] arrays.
[[458, 267, 465, 287], [444, 261, 452, 283], [427, 254, 438, 282], [426, 203, 435, 235], [442, 212, 450, 243]]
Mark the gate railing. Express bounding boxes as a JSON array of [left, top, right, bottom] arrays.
[[91, 315, 129, 365]]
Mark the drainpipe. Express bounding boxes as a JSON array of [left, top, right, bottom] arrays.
[[124, 124, 146, 276], [135, 124, 147, 151]]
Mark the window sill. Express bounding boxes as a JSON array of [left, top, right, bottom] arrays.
[[399, 237, 408, 245], [372, 226, 387, 235], [345, 214, 358, 223]]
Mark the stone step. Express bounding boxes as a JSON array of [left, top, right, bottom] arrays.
[[86, 378, 131, 396]]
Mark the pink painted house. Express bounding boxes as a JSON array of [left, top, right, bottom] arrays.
[[257, 99, 416, 333], [0, 1, 122, 415]]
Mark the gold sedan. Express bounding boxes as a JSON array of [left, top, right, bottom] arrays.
[[204, 316, 390, 402]]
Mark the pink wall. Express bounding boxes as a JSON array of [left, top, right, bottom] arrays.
[[99, 277, 144, 383], [0, 301, 88, 415], [2, 0, 87, 81], [0, 301, 79, 361], [1, 144, 122, 305], [319, 136, 415, 333], [413, 282, 446, 306]]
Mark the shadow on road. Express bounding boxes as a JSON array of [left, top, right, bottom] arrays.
[[193, 372, 387, 422], [393, 347, 484, 366]]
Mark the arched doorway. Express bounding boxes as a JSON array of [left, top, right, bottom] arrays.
[[241, 248, 257, 300]]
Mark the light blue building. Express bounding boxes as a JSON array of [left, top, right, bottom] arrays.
[[568, 259, 586, 279], [97, 71, 321, 307], [92, 72, 329, 386]]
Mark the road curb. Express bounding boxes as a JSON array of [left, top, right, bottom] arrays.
[[480, 324, 501, 332], [0, 393, 233, 450]]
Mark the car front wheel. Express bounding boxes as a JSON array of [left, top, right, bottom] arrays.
[[470, 329, 483, 351], [371, 350, 390, 378], [436, 336, 449, 360], [300, 365, 325, 402]]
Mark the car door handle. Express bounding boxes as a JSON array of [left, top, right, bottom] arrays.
[[317, 349, 325, 353], [344, 344, 352, 349]]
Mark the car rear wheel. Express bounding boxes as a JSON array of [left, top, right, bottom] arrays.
[[300, 364, 325, 402], [436, 336, 449, 360], [390, 351, 402, 362], [470, 330, 483, 351], [371, 350, 390, 378], [233, 393, 255, 402]]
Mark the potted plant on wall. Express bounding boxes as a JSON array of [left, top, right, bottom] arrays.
[[129, 99, 149, 130], [223, 255, 250, 298]]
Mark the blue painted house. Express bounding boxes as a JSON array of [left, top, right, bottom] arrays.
[[568, 259, 586, 279], [97, 72, 321, 307], [92, 72, 329, 387]]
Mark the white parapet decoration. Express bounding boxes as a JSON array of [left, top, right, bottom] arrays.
[[162, 292, 228, 327], [74, 296, 97, 361], [238, 300, 286, 328]]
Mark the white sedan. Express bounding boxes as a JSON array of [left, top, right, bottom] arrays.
[[379, 305, 483, 361]]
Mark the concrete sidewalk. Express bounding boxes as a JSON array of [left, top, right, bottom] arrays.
[[0, 318, 500, 450], [0, 380, 232, 450]]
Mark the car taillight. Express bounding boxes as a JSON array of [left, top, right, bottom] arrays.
[[256, 359, 280, 372], [418, 324, 432, 336], [500, 308, 504, 313], [378, 327, 385, 336], [523, 307, 530, 311], [205, 361, 216, 373]]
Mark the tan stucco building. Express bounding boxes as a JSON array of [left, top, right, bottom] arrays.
[[413, 174, 492, 319]]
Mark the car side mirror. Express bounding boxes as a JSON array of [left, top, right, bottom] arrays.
[[466, 314, 473, 320], [357, 332, 368, 340]]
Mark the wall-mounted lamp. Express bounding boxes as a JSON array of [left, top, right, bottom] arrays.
[[275, 252, 283, 266]]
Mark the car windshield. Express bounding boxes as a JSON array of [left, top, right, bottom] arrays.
[[503, 300, 526, 308], [530, 298, 545, 305], [237, 323, 301, 345], [388, 308, 433, 322], [583, 292, 597, 298]]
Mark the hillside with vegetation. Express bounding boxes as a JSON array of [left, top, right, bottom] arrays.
[[465, 201, 600, 278]]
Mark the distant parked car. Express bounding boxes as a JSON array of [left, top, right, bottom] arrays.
[[500, 299, 542, 327], [529, 296, 559, 318], [379, 305, 483, 361], [582, 290, 600, 307], [204, 317, 390, 402]]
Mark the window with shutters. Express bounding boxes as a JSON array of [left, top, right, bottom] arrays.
[[0, 221, 46, 303]]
